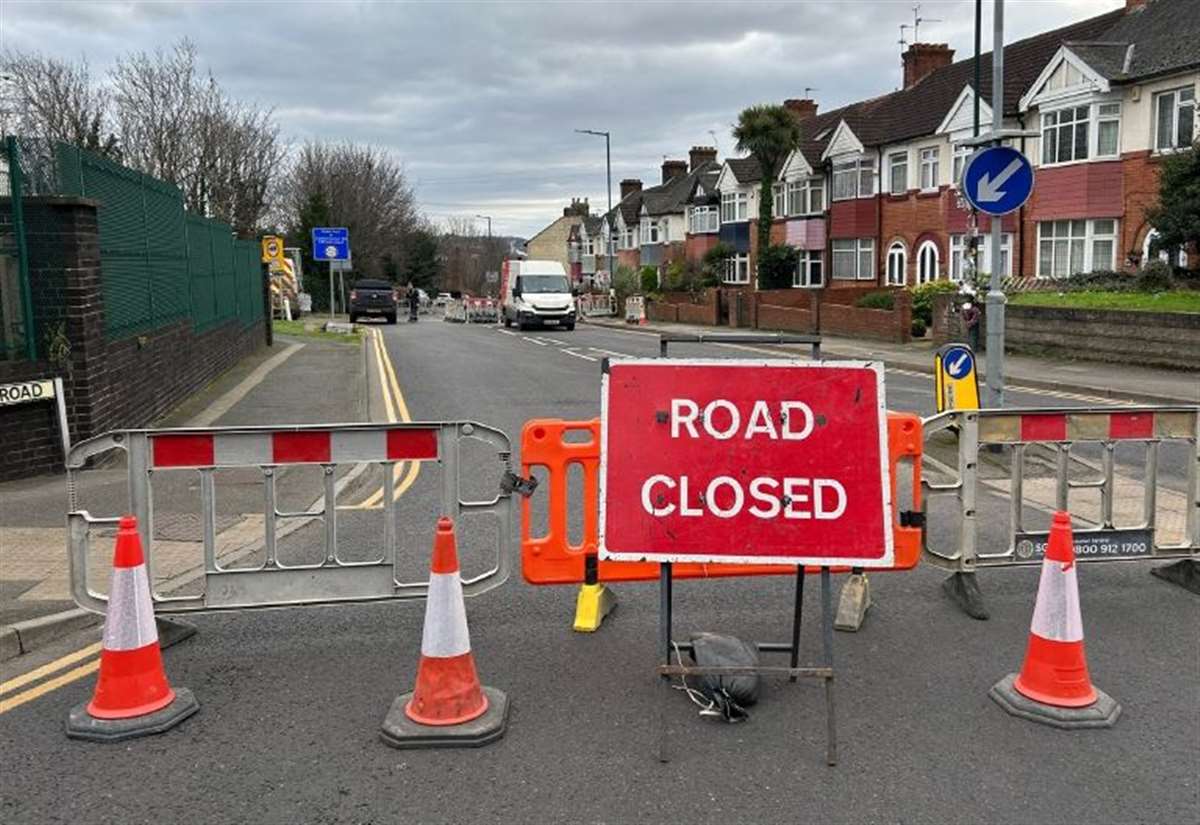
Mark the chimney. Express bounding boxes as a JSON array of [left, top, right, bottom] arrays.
[[1125, 0, 1148, 10], [563, 197, 590, 218], [902, 43, 954, 89], [620, 178, 642, 200], [784, 99, 818, 121], [661, 159, 688, 184], [688, 146, 718, 171]]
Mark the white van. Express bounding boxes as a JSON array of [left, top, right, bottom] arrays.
[[500, 259, 576, 331]]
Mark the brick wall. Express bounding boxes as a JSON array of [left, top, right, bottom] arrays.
[[1005, 304, 1199, 368], [0, 197, 266, 480], [820, 290, 912, 344], [650, 290, 719, 326], [684, 233, 718, 264]]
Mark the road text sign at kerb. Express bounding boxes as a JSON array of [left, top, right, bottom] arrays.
[[961, 146, 1034, 216], [0, 378, 55, 406], [599, 359, 894, 567], [311, 227, 350, 261]]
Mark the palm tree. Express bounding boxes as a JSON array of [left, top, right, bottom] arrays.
[[732, 104, 802, 264]]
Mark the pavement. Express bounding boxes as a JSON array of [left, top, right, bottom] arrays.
[[583, 315, 1200, 405], [1, 316, 1197, 824]]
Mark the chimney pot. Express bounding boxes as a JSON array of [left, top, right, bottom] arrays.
[[661, 159, 688, 184], [784, 99, 818, 120], [620, 178, 643, 200], [902, 43, 954, 89], [688, 146, 718, 172]]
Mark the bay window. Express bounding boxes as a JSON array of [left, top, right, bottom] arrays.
[[688, 206, 718, 234], [952, 144, 971, 187], [1154, 87, 1195, 152], [1037, 219, 1118, 277], [721, 191, 748, 222], [783, 178, 824, 215], [1041, 105, 1090, 164], [793, 251, 824, 288], [832, 238, 874, 280], [620, 225, 635, 249], [832, 158, 875, 201]]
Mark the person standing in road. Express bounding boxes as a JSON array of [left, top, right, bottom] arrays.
[[407, 283, 420, 322], [961, 301, 980, 352]]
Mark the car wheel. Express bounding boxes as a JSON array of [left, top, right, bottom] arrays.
[[564, 322, 575, 331], [386, 313, 397, 325]]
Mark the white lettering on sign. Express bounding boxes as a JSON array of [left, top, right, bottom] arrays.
[[669, 398, 814, 442], [0, 379, 56, 407], [640, 474, 846, 521]]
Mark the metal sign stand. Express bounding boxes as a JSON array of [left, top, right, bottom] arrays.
[[650, 333, 837, 766]]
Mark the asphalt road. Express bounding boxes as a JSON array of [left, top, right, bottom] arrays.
[[2, 318, 1197, 824]]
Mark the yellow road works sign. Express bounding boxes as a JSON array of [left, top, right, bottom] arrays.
[[934, 343, 980, 413], [261, 235, 284, 263]]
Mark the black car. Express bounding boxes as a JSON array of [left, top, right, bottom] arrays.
[[348, 279, 399, 324]]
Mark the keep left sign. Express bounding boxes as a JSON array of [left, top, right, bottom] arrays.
[[599, 359, 893, 567]]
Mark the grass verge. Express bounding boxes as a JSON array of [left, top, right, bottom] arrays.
[[1009, 290, 1200, 313], [273, 319, 364, 344]]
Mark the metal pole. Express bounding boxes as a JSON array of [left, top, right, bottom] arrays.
[[605, 132, 614, 286], [329, 260, 335, 321], [985, 0, 1006, 407], [6, 137, 36, 360]]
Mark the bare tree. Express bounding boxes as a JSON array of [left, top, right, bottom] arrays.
[[0, 49, 117, 156], [282, 141, 419, 277]]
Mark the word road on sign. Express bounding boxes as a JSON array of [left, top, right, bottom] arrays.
[[600, 359, 894, 567]]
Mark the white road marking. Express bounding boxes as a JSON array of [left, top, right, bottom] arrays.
[[522, 336, 548, 346], [538, 337, 569, 347], [562, 349, 598, 362], [497, 329, 518, 337], [588, 347, 633, 358]]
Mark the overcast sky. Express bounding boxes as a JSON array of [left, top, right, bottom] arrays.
[[4, 0, 1123, 237]]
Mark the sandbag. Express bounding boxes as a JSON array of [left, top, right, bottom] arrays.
[[685, 632, 760, 722]]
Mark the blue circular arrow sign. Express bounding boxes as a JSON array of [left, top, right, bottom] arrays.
[[943, 346, 975, 380], [961, 146, 1034, 216]]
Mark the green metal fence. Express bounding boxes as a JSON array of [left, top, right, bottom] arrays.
[[53, 142, 263, 340], [2, 137, 38, 361]]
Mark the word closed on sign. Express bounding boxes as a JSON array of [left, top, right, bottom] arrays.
[[600, 359, 894, 567]]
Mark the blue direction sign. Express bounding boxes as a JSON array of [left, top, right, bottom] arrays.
[[961, 146, 1034, 216], [942, 345, 975, 380], [311, 227, 350, 261]]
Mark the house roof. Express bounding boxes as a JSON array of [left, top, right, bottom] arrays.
[[1066, 0, 1200, 82], [686, 168, 722, 205], [793, 4, 1128, 154]]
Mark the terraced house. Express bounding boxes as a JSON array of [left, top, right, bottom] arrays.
[[703, 0, 1196, 291]]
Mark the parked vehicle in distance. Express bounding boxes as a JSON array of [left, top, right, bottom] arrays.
[[434, 292, 452, 309], [348, 279, 398, 324], [500, 259, 576, 331]]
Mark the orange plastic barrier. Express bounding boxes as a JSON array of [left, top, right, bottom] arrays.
[[521, 413, 922, 585]]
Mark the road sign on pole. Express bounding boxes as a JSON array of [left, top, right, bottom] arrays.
[[961, 145, 1034, 216], [311, 227, 350, 261], [934, 343, 981, 413], [599, 359, 894, 567]]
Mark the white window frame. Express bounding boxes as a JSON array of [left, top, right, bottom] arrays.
[[919, 147, 940, 191], [1154, 86, 1196, 153], [1096, 102, 1121, 159], [950, 233, 1012, 281], [1041, 104, 1091, 165], [888, 152, 908, 194], [807, 178, 824, 213], [688, 205, 719, 234], [952, 144, 971, 188], [721, 191, 748, 223], [831, 238, 875, 281], [773, 183, 786, 218], [886, 241, 907, 286], [793, 251, 824, 288], [582, 236, 595, 256], [620, 225, 635, 249], [1037, 219, 1119, 278], [917, 240, 940, 284], [832, 158, 875, 201], [723, 253, 750, 285]]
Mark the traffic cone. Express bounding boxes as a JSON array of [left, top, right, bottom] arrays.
[[66, 515, 198, 742], [380, 517, 509, 748], [990, 512, 1120, 729]]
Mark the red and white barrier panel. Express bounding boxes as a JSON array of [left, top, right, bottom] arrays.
[[978, 410, 1196, 444], [150, 428, 439, 469]]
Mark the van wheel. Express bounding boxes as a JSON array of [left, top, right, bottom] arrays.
[[564, 322, 575, 331]]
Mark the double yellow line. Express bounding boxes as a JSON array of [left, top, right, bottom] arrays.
[[0, 328, 417, 712]]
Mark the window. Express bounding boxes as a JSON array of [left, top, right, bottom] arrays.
[[721, 191, 748, 222], [640, 220, 661, 245], [919, 147, 940, 190], [807, 178, 824, 213], [950, 233, 1012, 281], [688, 206, 718, 234], [952, 144, 971, 187], [793, 251, 824, 287], [832, 158, 875, 200], [889, 152, 908, 194], [783, 178, 824, 215], [620, 225, 635, 249], [917, 240, 940, 283], [886, 241, 907, 286], [1143, 229, 1188, 268], [832, 238, 874, 280], [1155, 87, 1195, 152], [1041, 106, 1090, 164], [773, 184, 786, 218], [1096, 103, 1121, 157], [723, 253, 750, 284], [1037, 219, 1118, 277]]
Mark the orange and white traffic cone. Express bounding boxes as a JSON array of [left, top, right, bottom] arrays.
[[990, 511, 1120, 728], [380, 517, 509, 748], [66, 515, 198, 741]]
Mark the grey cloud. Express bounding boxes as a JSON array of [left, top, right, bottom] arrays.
[[6, 0, 1123, 236]]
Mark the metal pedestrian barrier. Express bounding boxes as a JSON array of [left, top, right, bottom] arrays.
[[577, 293, 615, 318], [465, 298, 498, 324], [443, 298, 467, 323], [66, 421, 514, 613], [922, 406, 1199, 571]]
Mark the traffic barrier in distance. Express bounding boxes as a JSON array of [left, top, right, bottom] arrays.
[[990, 511, 1121, 728], [66, 515, 199, 742], [380, 517, 509, 749], [624, 295, 646, 325]]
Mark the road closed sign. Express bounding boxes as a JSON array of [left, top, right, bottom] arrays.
[[599, 359, 893, 567]]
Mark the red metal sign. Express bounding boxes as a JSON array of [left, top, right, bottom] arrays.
[[600, 359, 893, 567]]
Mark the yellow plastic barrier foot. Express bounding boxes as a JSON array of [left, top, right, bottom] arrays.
[[834, 573, 871, 632], [573, 583, 617, 632]]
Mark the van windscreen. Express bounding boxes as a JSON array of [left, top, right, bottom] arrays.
[[518, 275, 569, 294]]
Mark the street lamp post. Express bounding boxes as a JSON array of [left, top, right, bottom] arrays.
[[574, 128, 614, 287], [475, 214, 493, 238]]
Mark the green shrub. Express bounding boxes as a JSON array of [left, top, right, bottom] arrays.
[[908, 280, 961, 325], [757, 245, 798, 290], [855, 290, 895, 310], [639, 265, 659, 293], [662, 260, 686, 292], [702, 242, 735, 284], [1135, 260, 1174, 292], [911, 318, 927, 338]]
